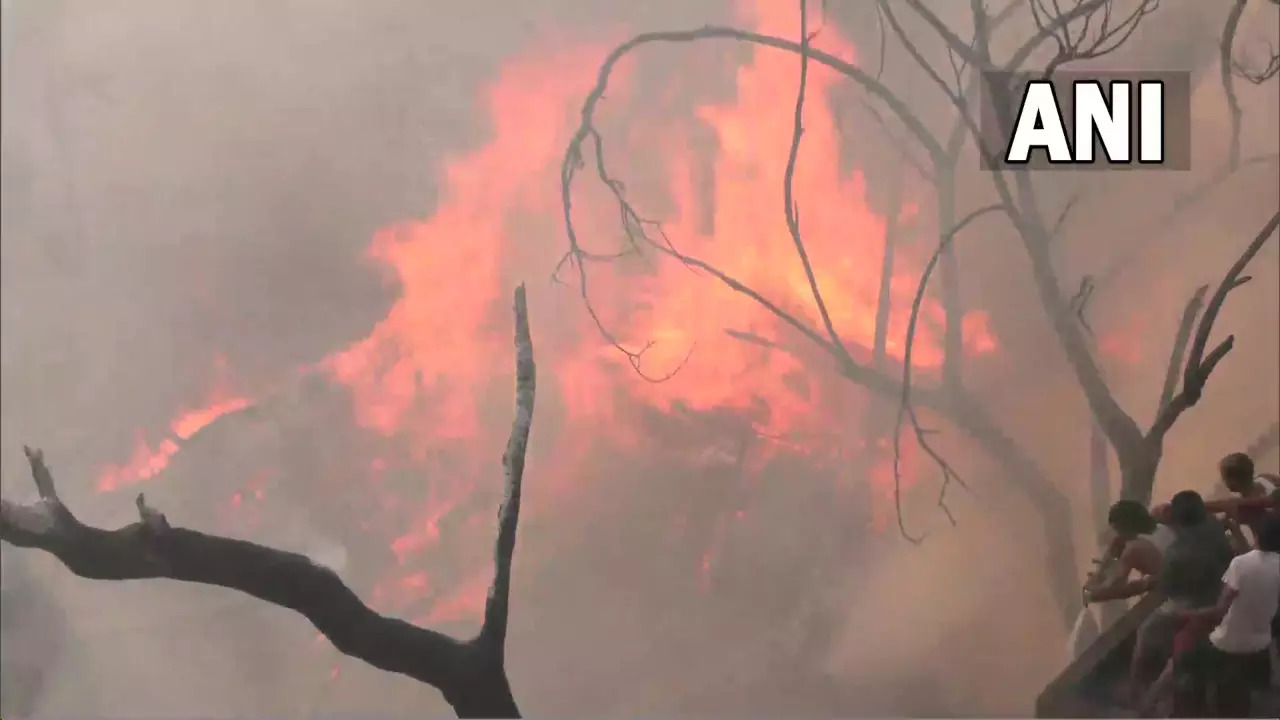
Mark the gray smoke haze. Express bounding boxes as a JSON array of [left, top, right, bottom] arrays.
[[2, 0, 1277, 718]]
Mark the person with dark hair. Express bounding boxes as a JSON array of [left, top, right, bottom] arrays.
[[1176, 515, 1280, 717], [1127, 491, 1235, 708], [1084, 501, 1174, 605], [1168, 489, 1211, 527]]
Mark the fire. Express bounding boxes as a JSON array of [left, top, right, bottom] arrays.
[[97, 356, 252, 492], [96, 0, 1003, 624]]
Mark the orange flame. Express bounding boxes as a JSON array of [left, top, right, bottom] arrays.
[[97, 357, 252, 492], [97, 0, 1004, 622]]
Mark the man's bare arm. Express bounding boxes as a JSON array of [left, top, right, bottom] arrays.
[[1202, 495, 1276, 515], [1086, 544, 1158, 603]]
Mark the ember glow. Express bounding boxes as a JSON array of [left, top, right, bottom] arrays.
[[96, 0, 1001, 623]]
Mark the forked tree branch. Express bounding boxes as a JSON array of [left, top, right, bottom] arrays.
[[1147, 211, 1280, 442], [885, 0, 1156, 478], [0, 285, 539, 720]]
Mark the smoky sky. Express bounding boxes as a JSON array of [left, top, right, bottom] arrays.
[[2, 1, 1278, 718]]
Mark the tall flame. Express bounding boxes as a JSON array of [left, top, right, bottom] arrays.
[[97, 0, 1003, 623]]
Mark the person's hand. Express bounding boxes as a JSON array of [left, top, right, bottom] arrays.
[[1224, 514, 1242, 534], [1151, 502, 1171, 524]]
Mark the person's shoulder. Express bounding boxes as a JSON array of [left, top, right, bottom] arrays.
[[1121, 536, 1157, 559], [1233, 548, 1275, 570]]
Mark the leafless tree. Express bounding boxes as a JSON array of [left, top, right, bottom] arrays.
[[557, 0, 1280, 628], [0, 287, 535, 719]]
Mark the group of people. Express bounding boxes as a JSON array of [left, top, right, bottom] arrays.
[[1082, 452, 1279, 717]]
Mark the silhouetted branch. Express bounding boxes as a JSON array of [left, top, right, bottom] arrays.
[[479, 285, 536, 660], [1028, 0, 1159, 76], [891, 0, 1154, 481], [901, 0, 1137, 77], [1232, 42, 1280, 84], [554, 21, 955, 385], [1148, 211, 1280, 441], [1068, 275, 1096, 336], [782, 0, 849, 359], [892, 203, 1003, 542], [1157, 286, 1208, 416], [0, 285, 541, 719], [1220, 0, 1248, 170]]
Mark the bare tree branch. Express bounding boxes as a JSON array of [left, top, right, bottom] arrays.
[[552, 22, 951, 383], [479, 284, 537, 659], [1221, 0, 1249, 170], [782, 0, 849, 360], [0, 285, 541, 719], [1232, 38, 1280, 84], [891, 202, 1003, 542], [1157, 286, 1209, 416], [558, 5, 1084, 628], [1147, 211, 1280, 442], [1002, 0, 1132, 73], [1028, 0, 1159, 76], [887, 0, 1153, 483]]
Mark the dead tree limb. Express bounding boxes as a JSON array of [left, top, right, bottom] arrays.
[[1158, 287, 1210, 416], [0, 285, 538, 719], [479, 284, 536, 662], [1146, 211, 1280, 444], [891, 203, 1001, 541]]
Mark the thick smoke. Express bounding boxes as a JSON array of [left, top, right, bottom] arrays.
[[2, 1, 1276, 718]]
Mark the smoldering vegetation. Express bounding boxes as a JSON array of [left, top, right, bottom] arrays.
[[2, 0, 1277, 718]]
